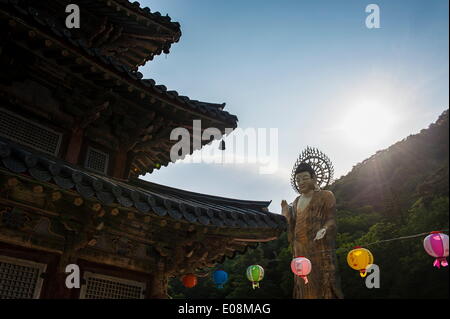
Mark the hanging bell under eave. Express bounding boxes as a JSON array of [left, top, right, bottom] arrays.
[[219, 140, 226, 151]]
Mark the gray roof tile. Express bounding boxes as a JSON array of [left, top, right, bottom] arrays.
[[0, 137, 286, 232]]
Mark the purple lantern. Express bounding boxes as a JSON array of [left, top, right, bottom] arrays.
[[423, 232, 449, 268]]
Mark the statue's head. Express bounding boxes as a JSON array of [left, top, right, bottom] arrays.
[[295, 163, 318, 194], [291, 147, 333, 194]]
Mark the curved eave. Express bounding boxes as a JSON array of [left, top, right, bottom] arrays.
[[0, 3, 238, 128], [0, 139, 287, 237]]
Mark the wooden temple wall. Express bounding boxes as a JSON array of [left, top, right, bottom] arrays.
[[0, 241, 166, 299], [0, 174, 169, 299]]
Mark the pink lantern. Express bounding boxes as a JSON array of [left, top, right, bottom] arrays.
[[423, 232, 449, 268], [291, 256, 312, 284]]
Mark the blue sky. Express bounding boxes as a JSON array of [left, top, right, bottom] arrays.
[[138, 0, 449, 212]]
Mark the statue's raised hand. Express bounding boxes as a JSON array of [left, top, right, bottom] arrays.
[[314, 227, 327, 241], [281, 200, 289, 217]]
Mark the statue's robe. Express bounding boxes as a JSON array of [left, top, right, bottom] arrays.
[[283, 190, 344, 299]]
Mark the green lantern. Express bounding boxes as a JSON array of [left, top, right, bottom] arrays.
[[246, 265, 264, 289]]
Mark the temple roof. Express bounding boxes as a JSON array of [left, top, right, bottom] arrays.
[[0, 138, 286, 235], [0, 0, 239, 177], [0, 1, 236, 126], [14, 0, 183, 69], [113, 0, 181, 29], [0, 0, 285, 273]]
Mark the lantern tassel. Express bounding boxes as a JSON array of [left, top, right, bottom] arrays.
[[300, 275, 308, 284], [434, 257, 448, 268], [433, 259, 441, 268]]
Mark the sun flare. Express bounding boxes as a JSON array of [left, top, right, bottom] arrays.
[[339, 99, 397, 147]]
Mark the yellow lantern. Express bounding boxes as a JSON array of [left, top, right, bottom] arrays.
[[347, 246, 374, 277]]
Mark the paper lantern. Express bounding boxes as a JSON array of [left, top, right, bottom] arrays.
[[424, 232, 449, 268], [181, 274, 197, 288], [347, 247, 374, 277], [213, 270, 228, 289], [291, 256, 311, 284], [246, 265, 264, 289]]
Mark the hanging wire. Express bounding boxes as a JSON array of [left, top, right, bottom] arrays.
[[365, 230, 449, 247], [302, 229, 449, 257]]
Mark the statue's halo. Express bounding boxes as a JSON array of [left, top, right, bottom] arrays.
[[291, 146, 334, 194]]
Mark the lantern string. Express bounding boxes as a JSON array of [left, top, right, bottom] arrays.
[[304, 229, 449, 257], [365, 230, 449, 247], [191, 230, 448, 276]]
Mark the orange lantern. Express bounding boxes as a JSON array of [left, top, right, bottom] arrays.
[[181, 274, 198, 288]]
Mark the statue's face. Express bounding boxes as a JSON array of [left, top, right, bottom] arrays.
[[295, 171, 316, 194]]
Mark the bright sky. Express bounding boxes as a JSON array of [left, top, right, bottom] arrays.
[[138, 0, 449, 213]]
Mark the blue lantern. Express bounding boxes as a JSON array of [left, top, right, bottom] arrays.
[[213, 270, 228, 289]]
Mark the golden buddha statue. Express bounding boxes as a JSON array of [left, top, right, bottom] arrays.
[[281, 147, 344, 299]]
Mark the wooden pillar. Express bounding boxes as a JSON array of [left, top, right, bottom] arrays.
[[46, 230, 87, 299], [45, 271, 74, 298], [44, 254, 78, 299], [65, 127, 84, 165], [112, 147, 129, 179], [148, 267, 169, 299]]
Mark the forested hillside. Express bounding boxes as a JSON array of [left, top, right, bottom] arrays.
[[169, 109, 449, 299]]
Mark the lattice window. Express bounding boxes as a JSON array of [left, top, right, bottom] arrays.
[[84, 147, 109, 174], [80, 272, 145, 299], [0, 255, 47, 299], [0, 108, 62, 156]]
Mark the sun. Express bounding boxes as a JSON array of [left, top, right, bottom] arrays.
[[338, 99, 397, 147]]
